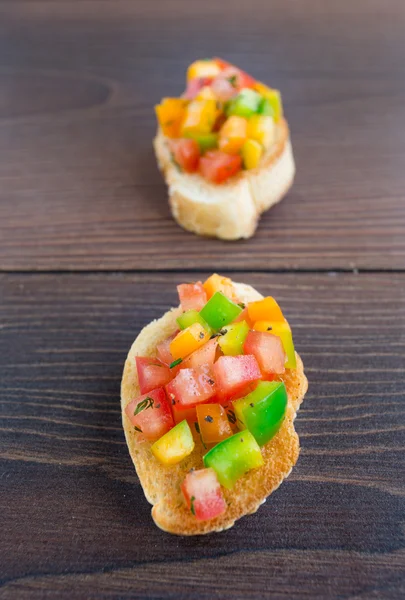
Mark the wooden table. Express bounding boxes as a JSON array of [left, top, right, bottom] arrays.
[[1, 1, 404, 598]]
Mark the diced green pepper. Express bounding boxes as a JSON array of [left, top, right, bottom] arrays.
[[218, 321, 249, 356], [183, 132, 218, 153], [226, 89, 262, 119], [203, 430, 263, 489], [177, 310, 212, 335], [199, 292, 242, 331], [258, 97, 274, 117], [234, 381, 287, 446]]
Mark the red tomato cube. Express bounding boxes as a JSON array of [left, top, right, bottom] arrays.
[[177, 281, 207, 312], [156, 332, 178, 366], [244, 331, 286, 376], [169, 138, 200, 173], [212, 355, 262, 400], [125, 388, 174, 441], [181, 468, 226, 521], [165, 367, 216, 408], [183, 76, 213, 99], [199, 150, 242, 184], [182, 338, 218, 370], [135, 357, 173, 395]]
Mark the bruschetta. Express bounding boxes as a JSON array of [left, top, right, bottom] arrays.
[[154, 58, 295, 240], [121, 274, 308, 535]]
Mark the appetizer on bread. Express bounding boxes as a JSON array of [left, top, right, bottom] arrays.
[[154, 58, 295, 239], [121, 274, 308, 535]]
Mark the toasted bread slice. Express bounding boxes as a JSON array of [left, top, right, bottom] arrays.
[[121, 282, 308, 535], [153, 119, 295, 240]]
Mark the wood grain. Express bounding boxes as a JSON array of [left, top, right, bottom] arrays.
[[0, 0, 405, 270], [0, 272, 404, 598]]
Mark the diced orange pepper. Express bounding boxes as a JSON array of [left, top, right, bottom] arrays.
[[170, 323, 210, 361], [196, 404, 233, 445], [203, 273, 238, 302], [172, 403, 197, 426], [247, 297, 285, 323], [219, 116, 248, 155], [181, 99, 217, 135], [155, 98, 187, 138]]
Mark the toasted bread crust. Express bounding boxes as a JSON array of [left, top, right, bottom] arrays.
[[121, 282, 308, 535], [153, 119, 295, 240]]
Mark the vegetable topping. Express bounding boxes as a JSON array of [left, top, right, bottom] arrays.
[[155, 59, 284, 183], [125, 274, 297, 520]]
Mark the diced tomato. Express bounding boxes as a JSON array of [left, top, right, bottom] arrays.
[[183, 77, 214, 100], [232, 306, 252, 327], [135, 357, 173, 394], [214, 57, 234, 70], [221, 66, 256, 90], [156, 331, 179, 366], [212, 355, 262, 400], [125, 388, 174, 441], [243, 331, 286, 376], [182, 338, 218, 370], [169, 139, 200, 173], [181, 468, 226, 521], [199, 150, 242, 184], [165, 367, 217, 408], [177, 281, 207, 312], [211, 77, 238, 102]]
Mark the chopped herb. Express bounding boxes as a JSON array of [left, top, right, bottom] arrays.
[[240, 438, 244, 442], [169, 151, 181, 172], [267, 326, 273, 331], [190, 496, 196, 516], [134, 425, 143, 433], [134, 396, 154, 416], [238, 302, 246, 309], [218, 329, 227, 336], [194, 422, 201, 434], [227, 409, 236, 424], [250, 402, 254, 408], [228, 75, 238, 87], [204, 415, 214, 423], [199, 331, 205, 339], [170, 358, 183, 369]]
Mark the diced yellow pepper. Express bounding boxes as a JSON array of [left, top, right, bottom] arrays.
[[218, 116, 248, 155], [242, 139, 263, 169], [203, 273, 238, 302], [248, 296, 285, 323], [253, 321, 296, 369], [187, 60, 222, 82], [155, 98, 187, 138], [196, 86, 217, 101], [151, 420, 195, 465], [247, 115, 275, 150], [181, 99, 217, 135], [170, 323, 210, 360]]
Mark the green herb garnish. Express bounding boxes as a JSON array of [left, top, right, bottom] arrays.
[[134, 396, 154, 416], [228, 75, 238, 87], [170, 358, 183, 369], [134, 425, 143, 433], [190, 496, 196, 516], [227, 409, 236, 425]]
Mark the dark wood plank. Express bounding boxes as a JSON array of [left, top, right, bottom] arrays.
[[0, 272, 404, 598], [0, 0, 405, 270]]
